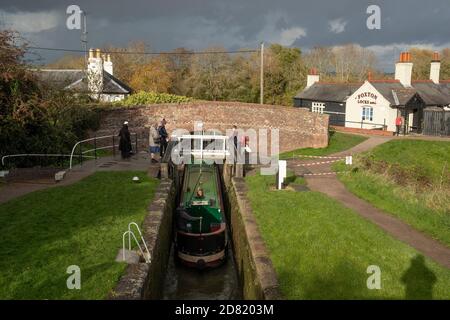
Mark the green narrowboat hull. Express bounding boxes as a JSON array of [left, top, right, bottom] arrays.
[[175, 163, 227, 269]]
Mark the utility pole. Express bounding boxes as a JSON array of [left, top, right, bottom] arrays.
[[260, 42, 264, 105], [81, 11, 88, 68]]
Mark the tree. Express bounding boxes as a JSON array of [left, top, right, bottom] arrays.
[[439, 48, 450, 80], [410, 48, 434, 80], [129, 56, 174, 92], [186, 47, 232, 101], [46, 54, 84, 69], [304, 46, 334, 75], [105, 41, 151, 85], [263, 44, 307, 105], [0, 30, 98, 167], [165, 47, 194, 95], [331, 44, 376, 82]]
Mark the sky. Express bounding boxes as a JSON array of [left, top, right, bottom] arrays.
[[1, 0, 450, 71]]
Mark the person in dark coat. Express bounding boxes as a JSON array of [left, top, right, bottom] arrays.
[[118, 121, 132, 159], [158, 119, 168, 158]]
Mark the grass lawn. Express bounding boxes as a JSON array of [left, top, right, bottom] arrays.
[[279, 131, 367, 160], [0, 171, 158, 299], [335, 139, 450, 247], [245, 173, 450, 299]]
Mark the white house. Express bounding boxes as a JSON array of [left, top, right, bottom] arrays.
[[295, 52, 450, 134], [33, 48, 132, 102]]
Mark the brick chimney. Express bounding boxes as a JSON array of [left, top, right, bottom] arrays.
[[306, 68, 320, 88], [430, 52, 440, 84], [395, 52, 413, 87], [87, 48, 104, 94], [103, 54, 113, 75]]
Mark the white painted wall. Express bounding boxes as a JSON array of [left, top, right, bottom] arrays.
[[395, 62, 413, 87], [99, 93, 127, 102], [345, 81, 397, 132], [430, 61, 440, 84], [306, 74, 320, 88], [87, 55, 104, 94]]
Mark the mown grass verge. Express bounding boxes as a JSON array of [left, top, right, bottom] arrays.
[[245, 173, 450, 299], [335, 139, 450, 247], [0, 171, 158, 299], [279, 131, 367, 160]]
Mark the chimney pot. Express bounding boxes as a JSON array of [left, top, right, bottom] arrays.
[[306, 67, 320, 88], [432, 51, 440, 62], [395, 51, 413, 87], [309, 68, 318, 75], [430, 52, 441, 84]]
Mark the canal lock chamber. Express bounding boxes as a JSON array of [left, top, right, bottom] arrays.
[[162, 163, 243, 300], [112, 162, 280, 300]]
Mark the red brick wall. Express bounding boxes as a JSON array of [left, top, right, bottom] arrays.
[[94, 102, 329, 153], [330, 125, 394, 137]]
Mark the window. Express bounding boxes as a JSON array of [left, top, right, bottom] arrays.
[[312, 102, 325, 114], [362, 106, 374, 121]]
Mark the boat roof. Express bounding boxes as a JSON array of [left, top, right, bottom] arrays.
[[182, 164, 220, 210]]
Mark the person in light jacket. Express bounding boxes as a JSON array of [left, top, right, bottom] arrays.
[[148, 122, 160, 163]]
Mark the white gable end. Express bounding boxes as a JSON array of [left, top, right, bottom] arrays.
[[345, 81, 397, 131]]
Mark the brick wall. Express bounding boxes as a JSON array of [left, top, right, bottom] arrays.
[[330, 125, 395, 136], [94, 102, 329, 153]]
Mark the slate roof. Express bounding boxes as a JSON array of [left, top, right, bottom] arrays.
[[31, 69, 133, 95], [33, 69, 84, 89], [412, 81, 450, 106], [369, 81, 417, 106], [295, 80, 450, 107], [294, 82, 361, 102]]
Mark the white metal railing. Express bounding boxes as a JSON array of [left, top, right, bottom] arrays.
[[172, 133, 230, 160], [1, 153, 96, 167], [69, 133, 137, 170], [121, 222, 151, 263]]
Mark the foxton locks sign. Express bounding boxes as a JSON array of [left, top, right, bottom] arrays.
[[355, 91, 378, 105]]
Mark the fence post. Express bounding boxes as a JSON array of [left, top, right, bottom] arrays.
[[361, 120, 363, 129]]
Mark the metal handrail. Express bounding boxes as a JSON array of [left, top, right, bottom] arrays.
[[121, 222, 151, 263], [128, 222, 151, 261], [122, 231, 147, 263], [69, 133, 137, 170], [1, 153, 95, 167]]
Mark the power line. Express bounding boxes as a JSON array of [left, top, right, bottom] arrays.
[[27, 46, 259, 55]]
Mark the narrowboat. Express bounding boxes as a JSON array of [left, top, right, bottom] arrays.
[[175, 163, 228, 269]]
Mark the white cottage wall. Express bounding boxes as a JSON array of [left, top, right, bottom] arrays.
[[345, 81, 396, 131]]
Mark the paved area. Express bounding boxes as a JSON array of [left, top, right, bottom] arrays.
[[288, 135, 450, 269], [0, 152, 161, 204]]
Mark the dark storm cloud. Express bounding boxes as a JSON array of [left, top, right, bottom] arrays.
[[1, 0, 449, 69]]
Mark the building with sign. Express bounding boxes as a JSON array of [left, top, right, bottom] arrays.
[[294, 52, 450, 134]]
